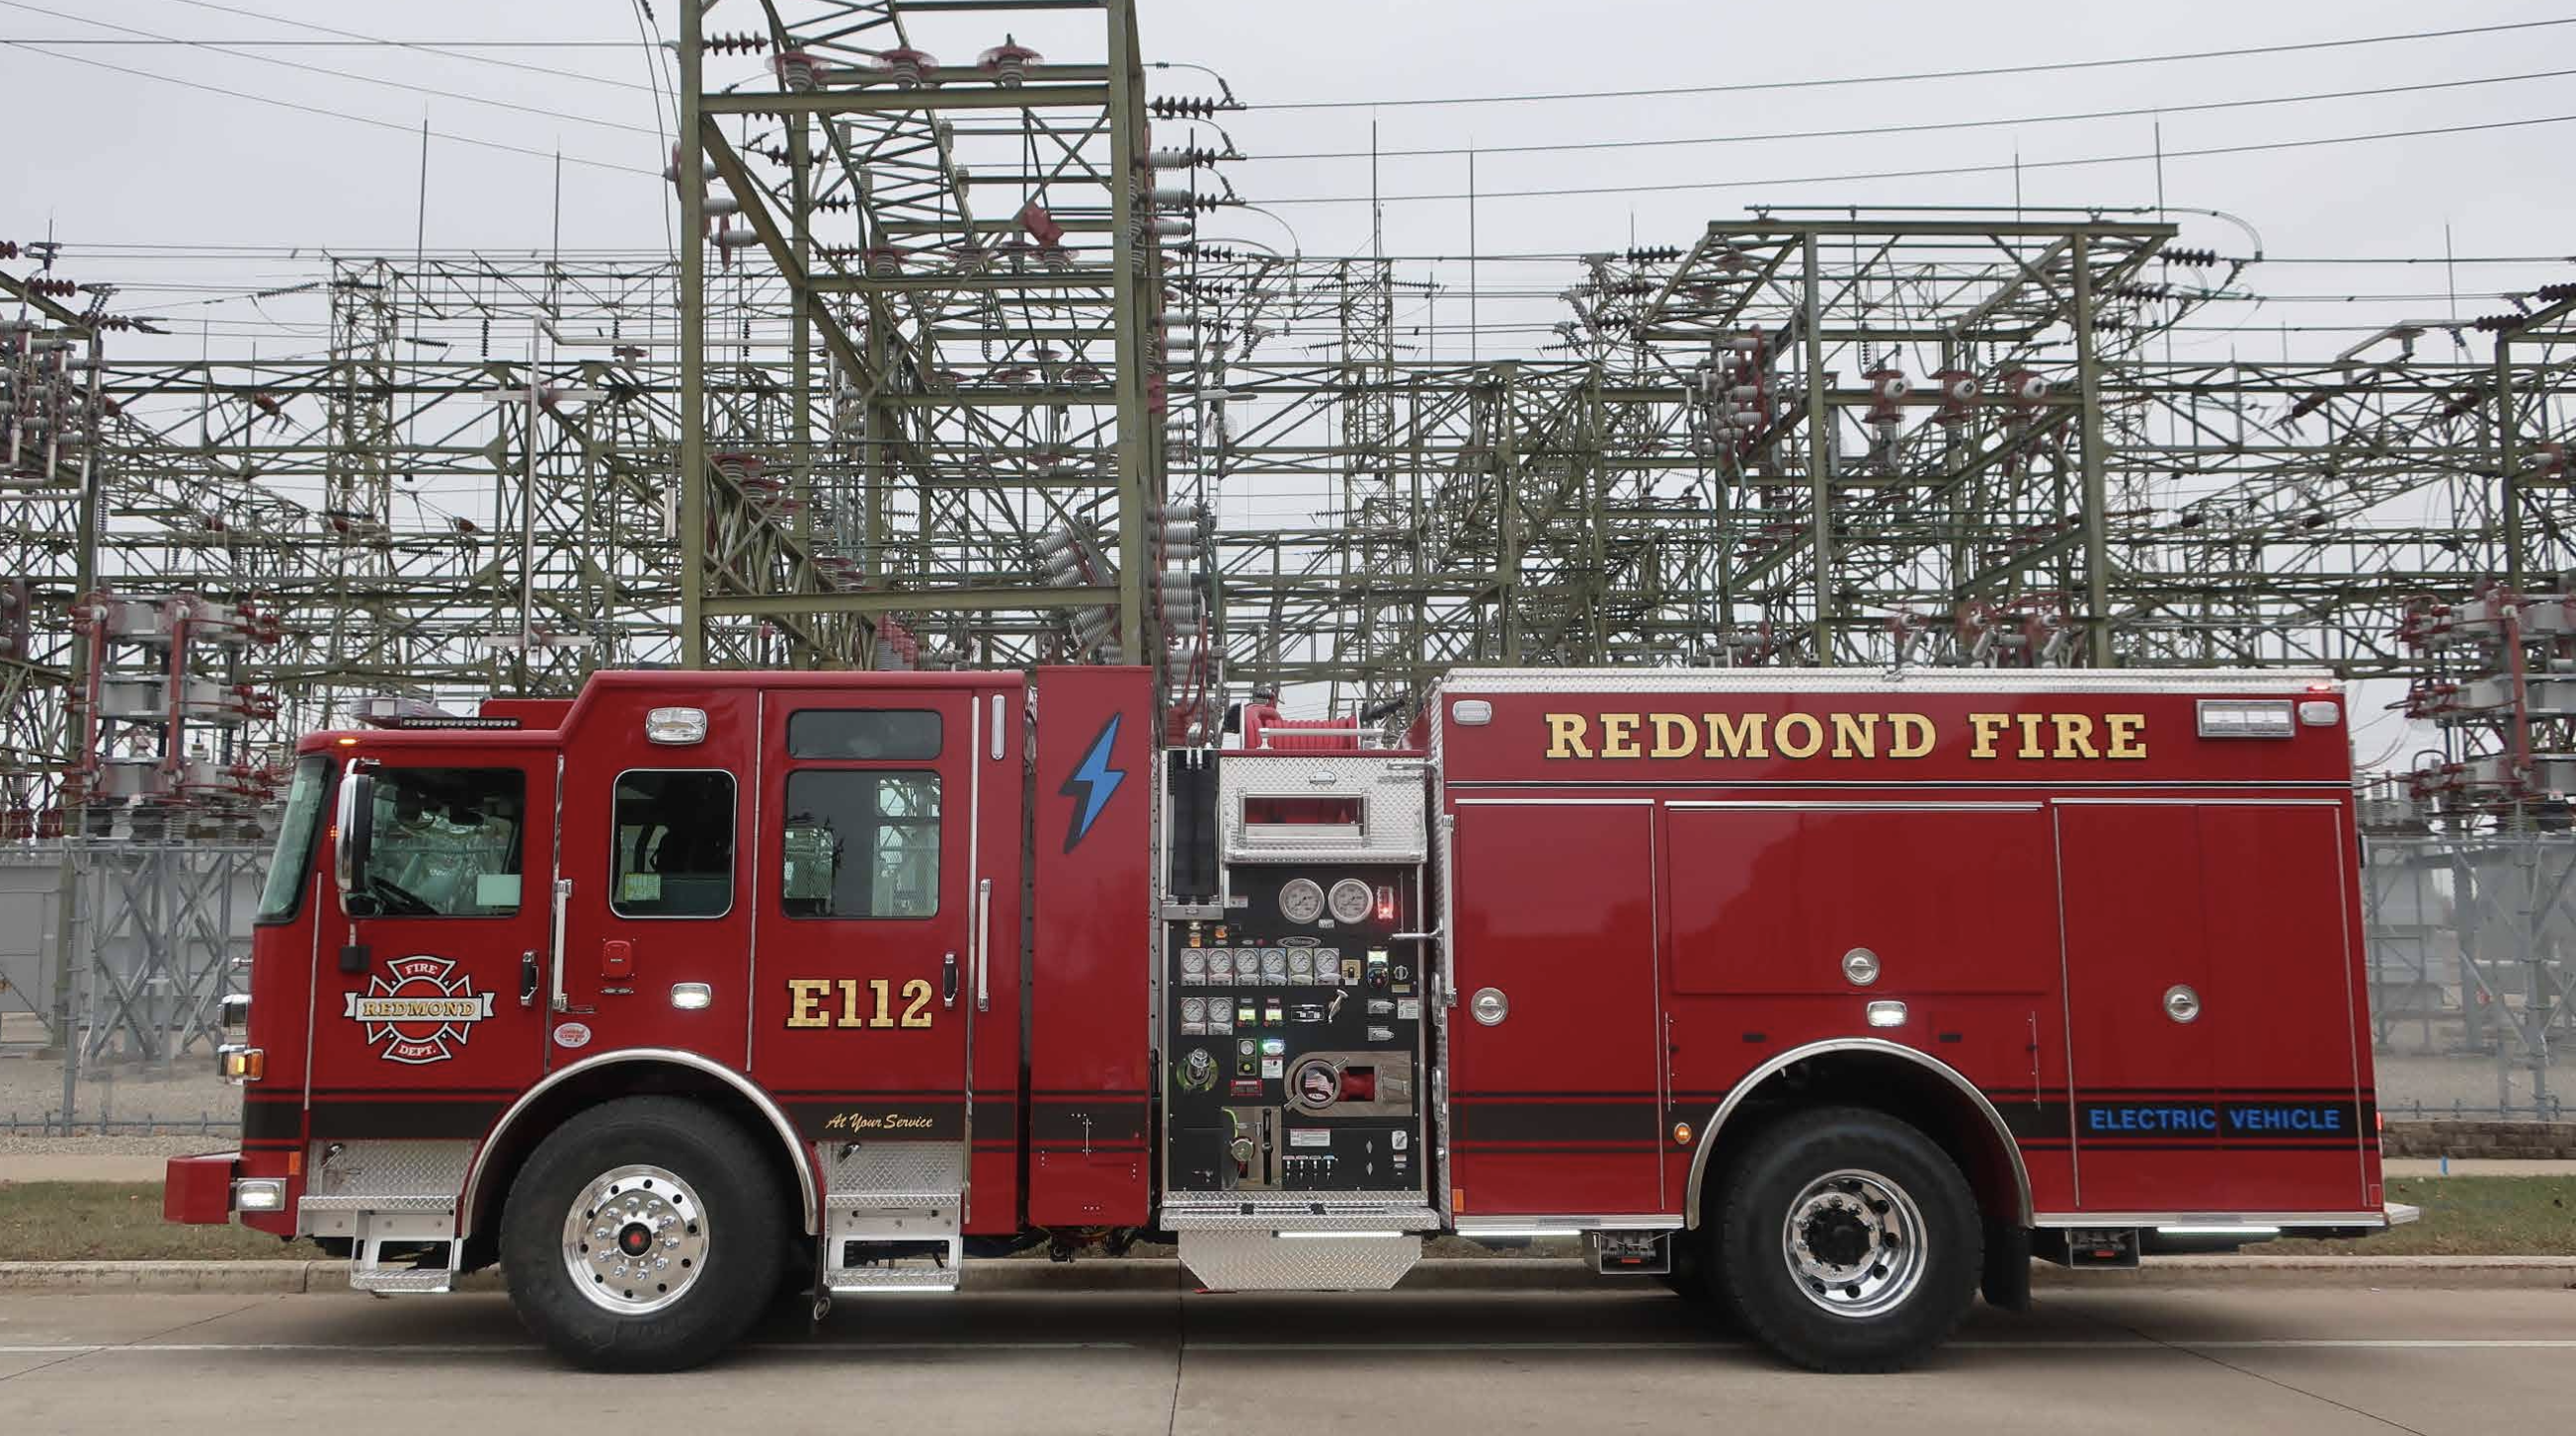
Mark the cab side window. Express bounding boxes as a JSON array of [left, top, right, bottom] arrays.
[[612, 770, 737, 918], [355, 767, 524, 917], [781, 771, 940, 918]]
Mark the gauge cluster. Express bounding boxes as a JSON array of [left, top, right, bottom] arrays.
[[1164, 865, 1426, 1198]]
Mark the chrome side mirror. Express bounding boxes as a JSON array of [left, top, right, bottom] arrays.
[[333, 763, 375, 917]]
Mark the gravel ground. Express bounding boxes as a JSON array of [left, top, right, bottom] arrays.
[[0, 1057, 241, 1137]]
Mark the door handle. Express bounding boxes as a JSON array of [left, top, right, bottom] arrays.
[[519, 951, 538, 1008], [974, 878, 993, 1013], [942, 952, 958, 1008], [547, 878, 571, 1012]]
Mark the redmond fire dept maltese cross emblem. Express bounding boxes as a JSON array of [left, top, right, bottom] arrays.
[[344, 954, 496, 1065]]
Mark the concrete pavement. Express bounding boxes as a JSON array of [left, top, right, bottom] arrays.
[[0, 1282, 2570, 1433]]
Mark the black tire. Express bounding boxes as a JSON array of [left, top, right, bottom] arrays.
[[500, 1095, 787, 1371], [1713, 1106, 1981, 1373]]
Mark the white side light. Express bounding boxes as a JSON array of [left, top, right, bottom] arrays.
[[2297, 700, 2339, 727], [1865, 1000, 1907, 1028], [234, 1178, 287, 1213], [671, 983, 713, 1010], [1451, 699, 1493, 726], [646, 706, 708, 745]]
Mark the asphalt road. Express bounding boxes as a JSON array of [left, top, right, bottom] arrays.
[[1, 1282, 2570, 1434]]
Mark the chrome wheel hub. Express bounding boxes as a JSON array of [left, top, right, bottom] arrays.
[[1780, 1167, 1927, 1319], [561, 1163, 710, 1315]]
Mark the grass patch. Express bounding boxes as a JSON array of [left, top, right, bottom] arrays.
[[2267, 1176, 2575, 1256], [0, 1183, 324, 1262]]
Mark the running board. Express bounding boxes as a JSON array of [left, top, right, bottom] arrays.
[[302, 1201, 458, 1294], [823, 1191, 960, 1295]]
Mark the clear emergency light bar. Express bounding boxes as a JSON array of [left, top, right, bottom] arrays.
[[2195, 699, 2295, 738]]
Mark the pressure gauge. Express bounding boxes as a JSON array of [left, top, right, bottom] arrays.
[[1315, 949, 1341, 986], [1262, 949, 1289, 983], [1287, 949, 1314, 982], [1278, 878, 1327, 925], [1180, 997, 1207, 1025], [1180, 949, 1207, 982], [1328, 877, 1375, 925], [1205, 949, 1233, 981]]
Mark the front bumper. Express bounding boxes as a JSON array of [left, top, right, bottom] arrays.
[[163, 1153, 241, 1225]]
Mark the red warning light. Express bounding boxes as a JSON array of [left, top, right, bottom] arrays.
[[1376, 884, 1396, 921]]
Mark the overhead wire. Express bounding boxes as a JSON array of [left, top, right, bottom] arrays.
[[0, 41, 658, 175], [0, 1, 661, 136], [1254, 114, 2576, 206], [1247, 67, 2576, 163], [1250, 16, 2576, 110], [151, 0, 654, 93]]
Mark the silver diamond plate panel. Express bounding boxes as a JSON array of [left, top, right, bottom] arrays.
[[1221, 755, 1429, 863], [824, 1265, 960, 1293], [822, 1141, 962, 1196], [1160, 1199, 1441, 1232], [1178, 1231, 1422, 1291], [299, 1193, 456, 1213], [824, 1190, 958, 1214], [1435, 667, 2338, 696], [348, 1266, 453, 1294], [305, 1140, 472, 1203]]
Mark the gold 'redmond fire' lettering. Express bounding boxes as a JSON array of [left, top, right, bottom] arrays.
[[1650, 713, 1698, 758], [1773, 712, 1824, 758], [1829, 712, 1879, 758], [2013, 712, 2049, 758], [2052, 714, 2100, 759], [1599, 713, 1644, 758], [1704, 713, 1770, 759], [1968, 713, 2011, 759], [2106, 713, 2148, 758], [1545, 713, 1593, 758], [1890, 713, 1935, 758]]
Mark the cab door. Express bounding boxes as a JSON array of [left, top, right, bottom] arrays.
[[312, 751, 554, 1142], [553, 688, 757, 1068], [751, 687, 1015, 1209]]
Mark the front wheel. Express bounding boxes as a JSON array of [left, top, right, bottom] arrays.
[[500, 1095, 787, 1371], [1713, 1107, 1980, 1372]]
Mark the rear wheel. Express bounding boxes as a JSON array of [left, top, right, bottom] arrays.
[[501, 1096, 785, 1371], [1714, 1107, 1980, 1372]]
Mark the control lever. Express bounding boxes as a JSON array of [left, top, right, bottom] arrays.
[[942, 952, 958, 1007]]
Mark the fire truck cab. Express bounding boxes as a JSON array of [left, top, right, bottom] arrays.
[[167, 665, 2409, 1372]]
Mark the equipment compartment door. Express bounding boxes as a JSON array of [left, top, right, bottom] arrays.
[[2058, 801, 2366, 1214], [752, 686, 1020, 1213], [1447, 799, 1665, 1218]]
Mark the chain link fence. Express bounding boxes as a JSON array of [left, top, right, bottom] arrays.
[[5, 833, 2571, 1133], [2364, 835, 2573, 1120]]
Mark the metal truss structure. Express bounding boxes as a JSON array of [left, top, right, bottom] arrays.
[[3, 0, 2574, 845]]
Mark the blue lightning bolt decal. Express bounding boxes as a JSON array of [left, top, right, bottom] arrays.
[[1059, 711, 1126, 851]]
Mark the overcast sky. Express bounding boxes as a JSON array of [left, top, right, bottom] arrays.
[[4, 0, 2571, 349], [6, 0, 2567, 755]]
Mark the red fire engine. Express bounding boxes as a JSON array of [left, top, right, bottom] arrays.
[[166, 666, 2411, 1371]]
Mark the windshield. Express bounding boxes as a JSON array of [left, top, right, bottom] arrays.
[[256, 755, 332, 924]]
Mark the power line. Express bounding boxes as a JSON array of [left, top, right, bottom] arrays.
[[0, 37, 633, 47], [0, 42, 657, 176], [1251, 16, 2576, 111], [153, 0, 653, 93], [1249, 68, 2576, 163], [1256, 113, 2576, 206], [0, 2, 660, 136]]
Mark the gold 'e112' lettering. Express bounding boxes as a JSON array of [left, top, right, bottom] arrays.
[[784, 977, 938, 1029]]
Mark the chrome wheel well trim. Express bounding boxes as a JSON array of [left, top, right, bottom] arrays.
[[1681, 1037, 2034, 1230], [459, 1048, 818, 1237]]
